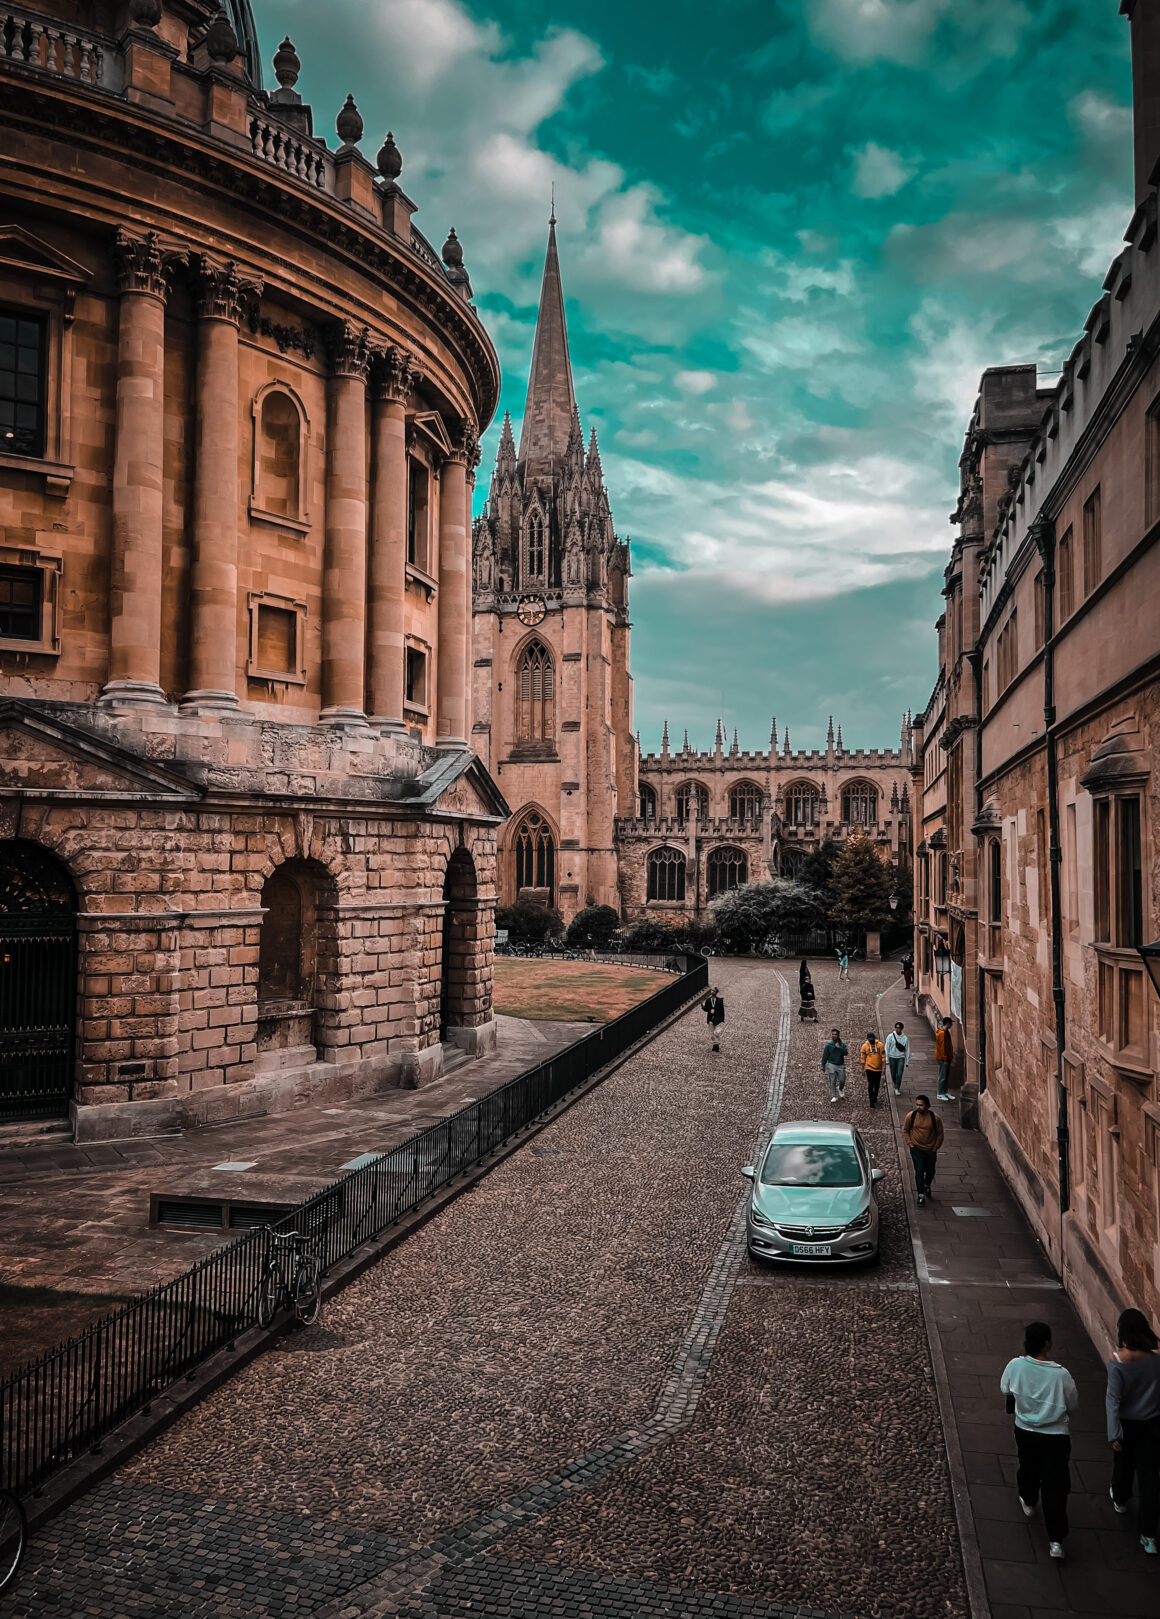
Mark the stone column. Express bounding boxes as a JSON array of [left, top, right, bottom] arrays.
[[182, 258, 260, 713], [367, 348, 415, 732], [435, 423, 477, 749], [101, 229, 178, 707], [321, 322, 371, 727]]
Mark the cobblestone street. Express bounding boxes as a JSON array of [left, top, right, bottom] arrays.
[[9, 961, 967, 1619]]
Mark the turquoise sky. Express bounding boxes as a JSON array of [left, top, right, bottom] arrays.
[[256, 0, 1132, 752]]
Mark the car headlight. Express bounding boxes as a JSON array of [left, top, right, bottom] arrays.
[[845, 1209, 872, 1231], [749, 1205, 774, 1227]]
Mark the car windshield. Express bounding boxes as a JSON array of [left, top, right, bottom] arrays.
[[760, 1141, 862, 1188]]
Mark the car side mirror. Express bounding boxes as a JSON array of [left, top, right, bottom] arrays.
[[871, 1168, 885, 1183], [741, 1166, 755, 1181]]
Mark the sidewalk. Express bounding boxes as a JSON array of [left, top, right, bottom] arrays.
[[878, 981, 1160, 1619]]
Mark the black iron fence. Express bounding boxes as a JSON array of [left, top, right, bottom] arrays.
[[0, 953, 707, 1500]]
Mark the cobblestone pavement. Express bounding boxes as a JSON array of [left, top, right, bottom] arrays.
[[9, 961, 967, 1619]]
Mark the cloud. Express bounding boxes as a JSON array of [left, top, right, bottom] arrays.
[[1070, 89, 1132, 144], [675, 370, 717, 394], [850, 141, 914, 198]]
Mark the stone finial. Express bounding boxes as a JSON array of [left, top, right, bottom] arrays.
[[837, 725, 844, 751], [441, 227, 473, 298], [377, 131, 403, 182], [682, 729, 690, 753], [826, 714, 834, 747], [205, 7, 239, 63], [661, 720, 670, 755], [769, 717, 777, 751], [336, 94, 363, 146], [273, 36, 300, 90], [496, 410, 516, 464], [783, 726, 791, 757], [730, 728, 739, 756], [128, 0, 162, 26]]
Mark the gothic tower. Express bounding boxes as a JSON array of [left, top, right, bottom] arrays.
[[472, 216, 635, 921]]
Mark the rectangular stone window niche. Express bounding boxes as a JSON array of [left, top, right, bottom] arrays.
[[246, 591, 307, 685], [0, 539, 62, 655]]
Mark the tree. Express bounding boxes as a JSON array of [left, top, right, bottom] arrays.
[[620, 916, 678, 952], [495, 899, 563, 942], [828, 834, 896, 927], [798, 837, 840, 904], [565, 904, 620, 948], [710, 879, 825, 953]]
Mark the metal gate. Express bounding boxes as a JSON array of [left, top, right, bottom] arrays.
[[0, 840, 77, 1121]]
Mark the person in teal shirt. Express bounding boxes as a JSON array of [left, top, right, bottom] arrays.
[[821, 1028, 847, 1103]]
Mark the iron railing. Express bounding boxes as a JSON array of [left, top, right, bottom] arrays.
[[0, 955, 707, 1499]]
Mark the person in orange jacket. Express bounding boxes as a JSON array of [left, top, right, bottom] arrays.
[[934, 1017, 956, 1102], [860, 1030, 886, 1108]]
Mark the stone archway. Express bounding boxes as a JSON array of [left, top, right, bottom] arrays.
[[441, 846, 479, 1040], [0, 839, 77, 1120], [256, 858, 333, 1074]]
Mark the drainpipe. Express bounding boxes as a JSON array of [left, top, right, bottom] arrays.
[[965, 647, 987, 1095], [1032, 517, 1070, 1237]]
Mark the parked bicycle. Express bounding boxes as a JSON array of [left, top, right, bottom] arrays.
[[0, 1489, 26, 1594], [257, 1229, 322, 1329]]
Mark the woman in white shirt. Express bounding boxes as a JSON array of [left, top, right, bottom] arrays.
[[1000, 1320, 1079, 1560], [885, 1022, 910, 1097]]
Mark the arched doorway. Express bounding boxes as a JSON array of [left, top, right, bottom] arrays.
[[0, 840, 77, 1120], [441, 847, 478, 1039], [256, 860, 326, 1071]]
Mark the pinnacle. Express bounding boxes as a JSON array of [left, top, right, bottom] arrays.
[[517, 218, 577, 481]]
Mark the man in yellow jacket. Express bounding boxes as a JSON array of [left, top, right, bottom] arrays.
[[860, 1031, 886, 1108], [904, 1094, 945, 1206]]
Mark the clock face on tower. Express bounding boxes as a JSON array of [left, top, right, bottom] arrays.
[[516, 594, 547, 627]]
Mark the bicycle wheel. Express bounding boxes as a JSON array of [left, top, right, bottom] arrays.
[[293, 1254, 322, 1326], [0, 1489, 27, 1594], [257, 1263, 283, 1330]]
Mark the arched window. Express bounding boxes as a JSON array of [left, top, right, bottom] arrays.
[[707, 846, 747, 898], [514, 811, 555, 900], [647, 846, 686, 902], [675, 782, 709, 824], [524, 510, 545, 580], [842, 782, 877, 826], [251, 385, 308, 528], [986, 837, 1002, 957], [515, 639, 555, 744], [258, 863, 318, 1004], [785, 783, 820, 827], [639, 782, 657, 821], [729, 782, 762, 824]]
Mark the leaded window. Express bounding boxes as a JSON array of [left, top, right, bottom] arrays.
[[707, 846, 747, 898], [0, 566, 42, 641], [639, 783, 657, 821], [0, 310, 45, 458], [785, 784, 819, 827], [647, 846, 686, 902], [514, 811, 555, 897], [515, 638, 555, 743], [842, 783, 877, 826], [675, 782, 708, 824], [729, 782, 762, 824]]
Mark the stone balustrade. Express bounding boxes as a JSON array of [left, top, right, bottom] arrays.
[[247, 112, 332, 191], [0, 6, 119, 90]]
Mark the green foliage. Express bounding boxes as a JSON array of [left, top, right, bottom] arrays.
[[619, 917, 678, 952], [828, 834, 896, 927], [798, 837, 840, 903], [709, 880, 825, 953], [495, 899, 564, 942], [670, 915, 717, 954], [564, 904, 621, 947]]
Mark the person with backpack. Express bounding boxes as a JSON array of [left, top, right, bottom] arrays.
[[702, 986, 725, 1054], [1001, 1321, 1078, 1561], [902, 1094, 943, 1205], [934, 1016, 956, 1102], [821, 1028, 848, 1103], [885, 1021, 910, 1096], [1107, 1307, 1160, 1555]]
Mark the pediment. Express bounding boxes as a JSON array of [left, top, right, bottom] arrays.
[[411, 412, 453, 457], [0, 226, 92, 287], [0, 702, 200, 802], [392, 748, 509, 821]]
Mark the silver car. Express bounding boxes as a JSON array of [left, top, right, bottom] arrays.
[[743, 1119, 884, 1264]]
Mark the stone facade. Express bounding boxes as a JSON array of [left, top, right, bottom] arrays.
[[0, 1, 506, 1137], [621, 717, 913, 922], [472, 220, 634, 922], [912, 0, 1160, 1350]]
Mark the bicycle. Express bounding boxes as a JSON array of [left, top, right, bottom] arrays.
[[0, 1489, 26, 1594], [258, 1229, 322, 1328]]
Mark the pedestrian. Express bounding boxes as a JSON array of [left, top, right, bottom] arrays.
[[1107, 1306, 1160, 1555], [934, 1016, 956, 1101], [885, 1021, 910, 1096], [901, 952, 914, 990], [837, 946, 850, 980], [821, 1027, 848, 1104], [799, 958, 811, 992], [1000, 1321, 1078, 1561], [702, 985, 725, 1053], [903, 1093, 943, 1205], [860, 1030, 886, 1107]]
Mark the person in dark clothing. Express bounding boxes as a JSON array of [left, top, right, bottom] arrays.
[[1107, 1307, 1160, 1555], [901, 953, 914, 990], [1000, 1321, 1078, 1560], [702, 987, 725, 1053], [903, 1094, 943, 1205], [799, 959, 811, 991]]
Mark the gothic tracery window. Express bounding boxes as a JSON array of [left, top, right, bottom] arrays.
[[675, 782, 709, 824], [524, 510, 545, 581], [785, 783, 820, 827], [729, 782, 762, 824], [842, 782, 878, 827], [515, 638, 555, 744], [514, 811, 555, 899], [647, 846, 686, 902], [639, 782, 657, 821], [707, 846, 747, 898]]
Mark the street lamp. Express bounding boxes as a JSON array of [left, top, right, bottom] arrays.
[[1138, 938, 1160, 1002], [889, 891, 900, 912], [933, 939, 951, 976]]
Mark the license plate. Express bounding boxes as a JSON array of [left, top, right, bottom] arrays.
[[791, 1242, 832, 1256]]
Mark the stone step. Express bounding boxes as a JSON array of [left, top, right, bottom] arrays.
[[0, 1117, 72, 1152], [441, 1045, 471, 1075]]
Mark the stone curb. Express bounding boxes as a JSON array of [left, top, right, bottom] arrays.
[[876, 986, 992, 1619], [22, 987, 704, 1538]]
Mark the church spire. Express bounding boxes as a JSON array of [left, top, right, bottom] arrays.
[[497, 409, 516, 465], [517, 214, 576, 482]]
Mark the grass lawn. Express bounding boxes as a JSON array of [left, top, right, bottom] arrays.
[[493, 958, 667, 1023], [0, 1283, 135, 1379]]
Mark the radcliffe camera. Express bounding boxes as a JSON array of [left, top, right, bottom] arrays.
[[0, 1, 1158, 1613]]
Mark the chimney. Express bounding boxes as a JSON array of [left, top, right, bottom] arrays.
[[1123, 0, 1160, 204]]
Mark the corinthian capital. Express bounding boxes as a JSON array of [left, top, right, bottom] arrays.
[[113, 229, 184, 298], [373, 345, 418, 403], [446, 418, 480, 469], [193, 256, 263, 325], [326, 320, 371, 379]]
